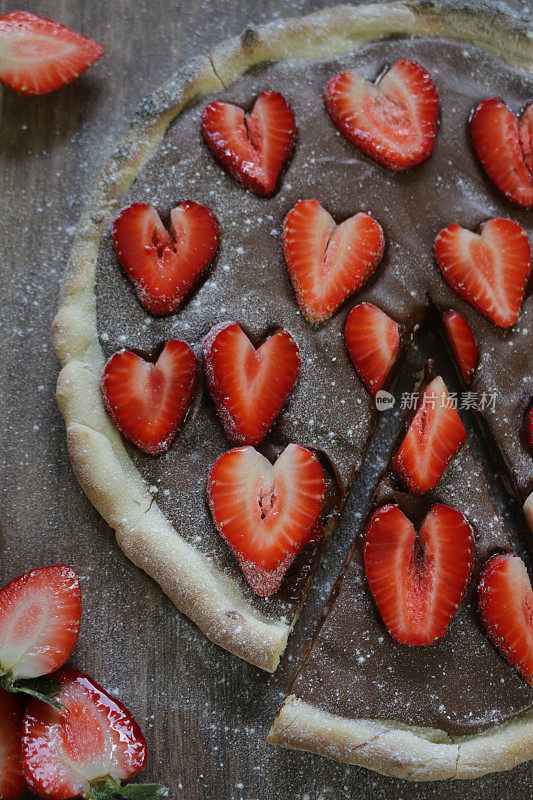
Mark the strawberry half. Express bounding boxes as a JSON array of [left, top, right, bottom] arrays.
[[201, 90, 295, 196], [21, 668, 167, 800], [344, 302, 399, 397], [478, 554, 533, 686], [0, 11, 103, 95], [364, 503, 475, 645], [524, 492, 533, 535], [441, 309, 479, 383], [207, 444, 325, 597], [470, 98, 533, 208], [325, 59, 439, 172], [434, 218, 531, 328], [113, 201, 219, 315], [203, 322, 300, 446], [102, 340, 196, 455], [0, 688, 25, 800], [283, 199, 384, 324], [393, 376, 467, 493], [0, 565, 80, 685]]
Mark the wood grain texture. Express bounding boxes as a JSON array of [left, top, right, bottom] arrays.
[[1, 1, 532, 798]]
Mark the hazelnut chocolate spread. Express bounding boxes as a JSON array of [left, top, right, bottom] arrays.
[[288, 442, 533, 735], [96, 36, 533, 729]]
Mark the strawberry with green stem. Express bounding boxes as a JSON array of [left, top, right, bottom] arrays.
[[22, 668, 168, 800], [0, 564, 81, 708]]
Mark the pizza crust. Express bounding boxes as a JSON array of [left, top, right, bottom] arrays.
[[53, 0, 533, 775], [268, 695, 533, 781]]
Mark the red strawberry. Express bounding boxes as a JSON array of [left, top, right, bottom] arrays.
[[478, 554, 533, 686], [344, 302, 399, 396], [470, 98, 533, 208], [441, 309, 479, 383], [283, 199, 384, 324], [0, 689, 25, 800], [201, 91, 295, 196], [364, 503, 475, 645], [113, 201, 219, 315], [520, 101, 533, 175], [207, 444, 325, 597], [0, 11, 103, 96], [0, 565, 80, 684], [527, 403, 533, 452], [102, 340, 196, 455], [393, 376, 466, 493], [21, 668, 166, 800], [325, 59, 439, 172], [203, 322, 300, 446], [434, 218, 531, 328], [524, 492, 533, 534]]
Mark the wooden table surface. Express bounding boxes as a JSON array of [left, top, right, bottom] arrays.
[[1, 1, 532, 798]]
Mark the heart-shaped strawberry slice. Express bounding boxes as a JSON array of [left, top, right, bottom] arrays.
[[201, 90, 295, 196], [208, 444, 325, 597], [345, 302, 400, 397], [363, 503, 475, 645], [325, 59, 439, 172], [102, 339, 196, 454], [113, 201, 219, 315], [283, 199, 385, 324], [478, 554, 533, 686], [434, 218, 531, 328], [203, 322, 300, 445], [470, 98, 533, 208]]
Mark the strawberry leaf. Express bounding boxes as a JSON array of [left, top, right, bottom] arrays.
[[114, 785, 169, 800], [88, 780, 168, 800], [0, 672, 63, 709]]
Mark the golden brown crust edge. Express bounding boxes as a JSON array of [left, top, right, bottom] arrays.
[[52, 4, 533, 754], [268, 696, 533, 781]]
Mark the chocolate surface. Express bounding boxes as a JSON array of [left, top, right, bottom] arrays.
[[96, 36, 533, 730], [289, 445, 533, 735]]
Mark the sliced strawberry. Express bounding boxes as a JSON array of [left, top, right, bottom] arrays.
[[207, 444, 325, 596], [22, 668, 166, 800], [393, 376, 466, 493], [0, 688, 25, 800], [203, 322, 300, 446], [201, 90, 295, 196], [283, 199, 384, 324], [344, 302, 399, 396], [102, 340, 196, 455], [434, 218, 531, 328], [441, 309, 479, 383], [527, 403, 533, 452], [364, 503, 475, 645], [0, 11, 103, 95], [0, 565, 80, 683], [113, 201, 219, 315], [325, 59, 439, 172], [525, 492, 533, 534], [478, 554, 533, 686], [519, 101, 533, 176], [470, 98, 533, 208]]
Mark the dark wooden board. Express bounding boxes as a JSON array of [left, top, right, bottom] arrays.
[[1, 1, 532, 798]]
